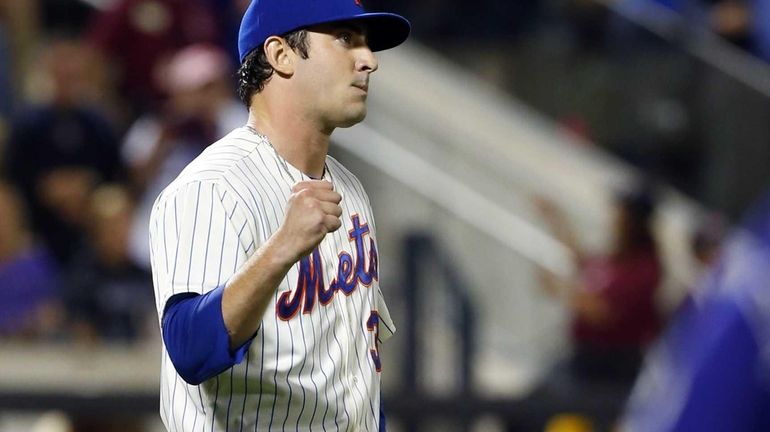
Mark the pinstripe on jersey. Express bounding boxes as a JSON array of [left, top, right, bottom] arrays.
[[149, 127, 395, 432]]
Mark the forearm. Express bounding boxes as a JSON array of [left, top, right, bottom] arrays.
[[162, 238, 296, 384], [222, 233, 297, 349], [538, 205, 584, 264], [571, 291, 611, 325]]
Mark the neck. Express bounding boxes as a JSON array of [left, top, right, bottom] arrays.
[[247, 97, 331, 179]]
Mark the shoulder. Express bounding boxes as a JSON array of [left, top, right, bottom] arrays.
[[326, 155, 368, 195], [326, 155, 355, 178], [172, 128, 264, 188], [151, 129, 268, 217]]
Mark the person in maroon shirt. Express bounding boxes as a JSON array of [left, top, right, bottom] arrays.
[[522, 185, 662, 431], [569, 237, 661, 380], [540, 185, 662, 380]]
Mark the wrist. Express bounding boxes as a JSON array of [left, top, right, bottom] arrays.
[[262, 231, 300, 271]]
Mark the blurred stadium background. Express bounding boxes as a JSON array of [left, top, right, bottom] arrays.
[[0, 0, 766, 430]]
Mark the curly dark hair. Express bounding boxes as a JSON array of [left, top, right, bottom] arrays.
[[236, 30, 310, 107]]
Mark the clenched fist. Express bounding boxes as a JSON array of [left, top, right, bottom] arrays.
[[274, 180, 342, 264]]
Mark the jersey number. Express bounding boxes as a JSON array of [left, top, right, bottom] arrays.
[[366, 310, 382, 372]]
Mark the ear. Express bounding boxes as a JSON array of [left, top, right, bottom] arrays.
[[264, 36, 295, 76]]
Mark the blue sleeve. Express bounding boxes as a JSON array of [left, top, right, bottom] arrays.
[[161, 286, 254, 385], [670, 300, 765, 432]]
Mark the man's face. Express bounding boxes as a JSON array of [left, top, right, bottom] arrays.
[[292, 22, 378, 130]]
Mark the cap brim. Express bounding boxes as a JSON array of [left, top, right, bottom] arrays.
[[240, 12, 410, 62], [350, 13, 411, 52]]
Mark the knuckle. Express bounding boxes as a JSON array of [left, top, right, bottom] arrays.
[[294, 188, 314, 202], [294, 181, 317, 193], [316, 220, 329, 234]]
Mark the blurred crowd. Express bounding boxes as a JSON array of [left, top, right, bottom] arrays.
[[0, 0, 768, 431], [0, 0, 249, 344], [376, 0, 770, 60], [0, 0, 762, 343]]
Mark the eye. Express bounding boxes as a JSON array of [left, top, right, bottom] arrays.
[[338, 31, 353, 45]]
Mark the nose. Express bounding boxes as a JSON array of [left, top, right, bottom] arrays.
[[357, 46, 378, 74]]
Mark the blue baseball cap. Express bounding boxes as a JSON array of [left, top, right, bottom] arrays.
[[238, 0, 411, 63]]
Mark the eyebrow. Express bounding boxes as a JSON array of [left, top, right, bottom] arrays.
[[332, 21, 368, 38]]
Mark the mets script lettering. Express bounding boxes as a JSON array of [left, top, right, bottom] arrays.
[[277, 214, 379, 320]]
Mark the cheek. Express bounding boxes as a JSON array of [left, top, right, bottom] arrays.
[[295, 52, 358, 112], [296, 62, 333, 97]]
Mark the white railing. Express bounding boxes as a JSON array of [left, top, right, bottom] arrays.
[[330, 41, 707, 396]]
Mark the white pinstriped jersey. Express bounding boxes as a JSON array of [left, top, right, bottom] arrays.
[[149, 126, 395, 431]]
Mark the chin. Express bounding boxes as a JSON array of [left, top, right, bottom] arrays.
[[337, 109, 367, 128]]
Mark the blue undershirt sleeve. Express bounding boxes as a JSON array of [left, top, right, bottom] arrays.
[[161, 286, 254, 385]]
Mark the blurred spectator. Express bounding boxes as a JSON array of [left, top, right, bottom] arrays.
[[696, 0, 770, 63], [199, 0, 251, 65], [695, 0, 770, 62], [39, 0, 96, 37], [0, 182, 62, 340], [704, 0, 752, 48], [523, 185, 662, 430], [690, 212, 726, 272], [620, 190, 770, 431], [122, 43, 246, 269], [0, 0, 39, 135], [64, 184, 154, 343], [541, 186, 662, 377], [665, 212, 727, 318], [86, 0, 221, 114], [3, 38, 124, 266], [611, 0, 769, 61], [0, 21, 12, 145]]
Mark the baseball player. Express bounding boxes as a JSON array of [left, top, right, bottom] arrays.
[[148, 0, 410, 431]]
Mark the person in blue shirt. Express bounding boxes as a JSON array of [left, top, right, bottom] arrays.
[[620, 190, 770, 431]]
